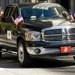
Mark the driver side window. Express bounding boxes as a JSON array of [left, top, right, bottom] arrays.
[[12, 7, 19, 20]]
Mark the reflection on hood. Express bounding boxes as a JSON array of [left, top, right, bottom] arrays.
[[41, 18, 73, 26]]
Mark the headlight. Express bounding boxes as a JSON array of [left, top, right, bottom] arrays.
[[25, 31, 41, 41]]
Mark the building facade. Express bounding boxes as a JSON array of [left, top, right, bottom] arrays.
[[0, 0, 75, 14], [0, 0, 57, 9]]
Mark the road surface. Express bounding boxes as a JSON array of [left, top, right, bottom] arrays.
[[0, 54, 75, 75]]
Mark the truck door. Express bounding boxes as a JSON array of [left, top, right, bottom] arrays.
[[0, 5, 18, 48]]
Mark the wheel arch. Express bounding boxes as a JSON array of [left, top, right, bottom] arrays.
[[17, 36, 32, 67], [17, 36, 25, 46]]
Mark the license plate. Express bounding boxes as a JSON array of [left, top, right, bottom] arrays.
[[60, 46, 71, 53]]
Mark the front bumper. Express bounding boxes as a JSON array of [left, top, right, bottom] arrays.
[[27, 46, 75, 55], [26, 41, 75, 57]]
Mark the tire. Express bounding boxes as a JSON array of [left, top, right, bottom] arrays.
[[17, 40, 32, 67]]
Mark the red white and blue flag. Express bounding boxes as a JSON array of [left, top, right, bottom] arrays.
[[69, 10, 74, 22], [14, 14, 23, 25]]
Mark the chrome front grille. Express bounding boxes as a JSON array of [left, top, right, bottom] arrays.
[[43, 29, 62, 42], [65, 35, 75, 40], [43, 28, 75, 42], [65, 28, 75, 34], [65, 28, 75, 40], [44, 29, 62, 35], [44, 35, 62, 41]]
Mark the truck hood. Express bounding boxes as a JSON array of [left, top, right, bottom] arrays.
[[41, 18, 73, 26], [24, 18, 75, 31]]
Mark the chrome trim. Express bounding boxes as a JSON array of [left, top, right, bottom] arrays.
[[41, 26, 75, 43], [0, 42, 16, 47], [26, 47, 75, 55], [44, 34, 62, 36], [41, 29, 44, 41], [27, 47, 59, 55], [62, 28, 66, 41]]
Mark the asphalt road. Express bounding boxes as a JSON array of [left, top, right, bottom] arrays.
[[0, 54, 75, 75]]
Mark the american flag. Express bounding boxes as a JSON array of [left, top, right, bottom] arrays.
[[69, 10, 74, 22], [14, 14, 23, 25]]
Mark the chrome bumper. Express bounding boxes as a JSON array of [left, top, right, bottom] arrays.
[[26, 46, 75, 55]]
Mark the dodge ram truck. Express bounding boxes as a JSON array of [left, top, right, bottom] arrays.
[[0, 2, 75, 67]]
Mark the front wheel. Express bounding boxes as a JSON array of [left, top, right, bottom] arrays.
[[17, 40, 32, 67]]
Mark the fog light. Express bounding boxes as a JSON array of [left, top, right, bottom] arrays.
[[34, 48, 41, 54]]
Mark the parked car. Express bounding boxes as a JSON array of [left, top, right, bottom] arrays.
[[0, 2, 75, 67]]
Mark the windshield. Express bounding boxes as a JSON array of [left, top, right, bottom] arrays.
[[21, 6, 69, 21]]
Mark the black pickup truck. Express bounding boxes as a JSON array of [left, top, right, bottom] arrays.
[[0, 2, 75, 67]]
